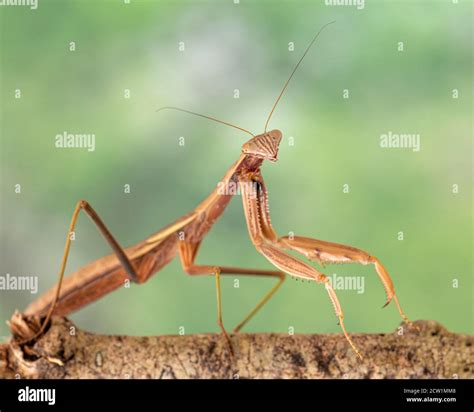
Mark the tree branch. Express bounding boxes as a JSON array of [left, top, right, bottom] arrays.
[[0, 316, 472, 379]]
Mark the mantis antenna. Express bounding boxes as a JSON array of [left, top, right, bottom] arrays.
[[157, 106, 255, 138], [263, 21, 336, 133]]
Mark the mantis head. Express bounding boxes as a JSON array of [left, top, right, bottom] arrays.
[[241, 130, 282, 162]]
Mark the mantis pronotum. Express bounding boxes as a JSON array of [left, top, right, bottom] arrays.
[[12, 22, 411, 360]]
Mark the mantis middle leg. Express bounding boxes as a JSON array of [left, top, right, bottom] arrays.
[[178, 240, 285, 353], [251, 175, 410, 323]]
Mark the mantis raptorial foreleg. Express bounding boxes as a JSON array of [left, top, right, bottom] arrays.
[[178, 241, 285, 353], [276, 236, 411, 323], [251, 176, 410, 324], [239, 175, 363, 359]]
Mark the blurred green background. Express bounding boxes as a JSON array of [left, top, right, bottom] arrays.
[[0, 0, 472, 341]]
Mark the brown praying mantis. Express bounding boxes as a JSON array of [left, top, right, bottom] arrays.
[[11, 22, 411, 360]]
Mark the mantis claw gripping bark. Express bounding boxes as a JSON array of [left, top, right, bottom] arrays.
[[12, 22, 412, 360]]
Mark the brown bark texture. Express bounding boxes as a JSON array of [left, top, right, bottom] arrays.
[[0, 315, 472, 379]]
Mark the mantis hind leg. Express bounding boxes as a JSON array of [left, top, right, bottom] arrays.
[[16, 200, 141, 344]]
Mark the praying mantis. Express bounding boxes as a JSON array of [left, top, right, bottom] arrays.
[[10, 22, 411, 360]]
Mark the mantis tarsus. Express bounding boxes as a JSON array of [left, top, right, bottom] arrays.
[[12, 22, 411, 360]]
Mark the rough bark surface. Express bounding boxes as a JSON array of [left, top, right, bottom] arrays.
[[0, 317, 472, 379]]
